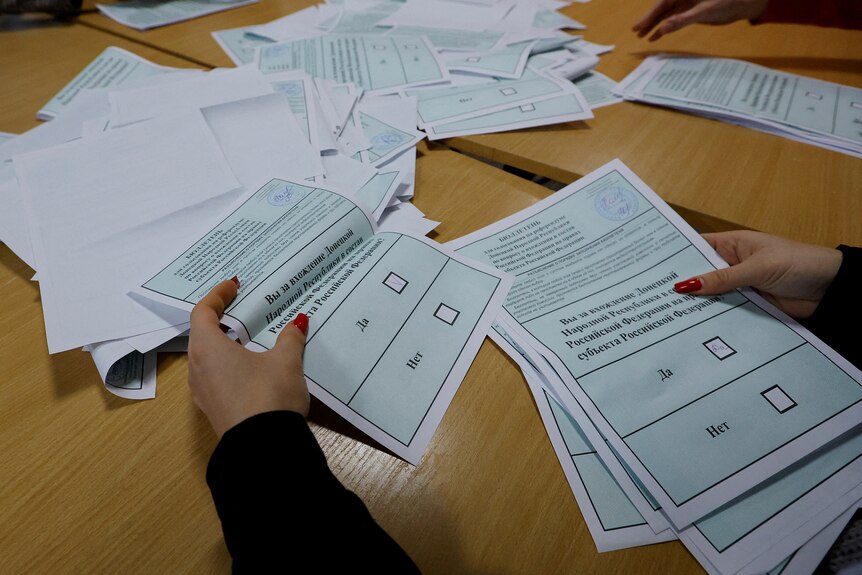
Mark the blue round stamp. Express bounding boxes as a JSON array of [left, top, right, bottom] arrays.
[[594, 186, 639, 221], [372, 133, 403, 147], [267, 184, 298, 207]]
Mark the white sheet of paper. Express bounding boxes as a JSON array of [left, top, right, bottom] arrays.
[[202, 93, 324, 185], [109, 66, 274, 127], [96, 0, 257, 31], [377, 0, 513, 31], [15, 112, 242, 352]]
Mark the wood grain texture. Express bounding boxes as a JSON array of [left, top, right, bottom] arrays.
[[0, 22, 201, 134], [446, 0, 862, 248]]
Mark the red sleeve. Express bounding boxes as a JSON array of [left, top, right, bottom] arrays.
[[754, 0, 862, 29]]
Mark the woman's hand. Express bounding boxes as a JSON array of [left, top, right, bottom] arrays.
[[674, 230, 842, 319], [188, 278, 310, 438], [633, 0, 768, 41]]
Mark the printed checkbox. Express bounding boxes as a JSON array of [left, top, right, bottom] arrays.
[[500, 87, 517, 96], [466, 56, 481, 63], [404, 44, 418, 50], [373, 44, 387, 50], [519, 103, 536, 113], [761, 385, 797, 414], [383, 272, 408, 294], [703, 336, 736, 360], [434, 303, 459, 326], [852, 101, 862, 110], [805, 91, 823, 100]]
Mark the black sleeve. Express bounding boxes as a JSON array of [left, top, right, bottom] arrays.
[[206, 410, 420, 574], [801, 246, 862, 371]]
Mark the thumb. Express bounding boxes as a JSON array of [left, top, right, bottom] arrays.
[[675, 260, 763, 296]]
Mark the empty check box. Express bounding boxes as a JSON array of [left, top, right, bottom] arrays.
[[520, 103, 536, 113], [466, 56, 482, 63], [373, 44, 387, 51], [852, 101, 862, 110], [500, 87, 518, 96], [404, 44, 418, 50], [703, 336, 736, 360], [805, 91, 823, 100], [434, 303, 459, 326], [761, 385, 797, 414], [383, 272, 408, 294]]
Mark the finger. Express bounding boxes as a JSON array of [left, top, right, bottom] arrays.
[[701, 231, 743, 265], [651, 1, 715, 39], [190, 278, 239, 337], [675, 259, 765, 296], [633, 0, 676, 36]]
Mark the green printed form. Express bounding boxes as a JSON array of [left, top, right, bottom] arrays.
[[547, 391, 647, 531], [409, 67, 569, 126], [140, 179, 509, 464], [639, 58, 862, 145], [258, 35, 447, 93], [452, 161, 862, 525]]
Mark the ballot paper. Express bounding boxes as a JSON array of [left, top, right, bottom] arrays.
[[449, 159, 862, 528], [574, 71, 623, 109], [384, 25, 505, 52], [136, 179, 511, 463], [88, 340, 157, 400], [257, 35, 451, 94], [409, 66, 584, 128], [423, 92, 592, 140], [770, 501, 862, 575], [38, 47, 198, 121], [212, 27, 274, 66], [14, 112, 243, 353], [443, 41, 535, 80], [377, 0, 513, 31], [489, 322, 676, 551], [676, 425, 862, 573], [616, 56, 862, 158], [97, 0, 257, 31]]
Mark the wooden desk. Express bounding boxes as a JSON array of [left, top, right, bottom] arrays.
[[446, 0, 862, 248]]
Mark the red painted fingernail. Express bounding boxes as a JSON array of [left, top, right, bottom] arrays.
[[674, 278, 702, 294], [230, 276, 240, 287], [292, 313, 309, 336]]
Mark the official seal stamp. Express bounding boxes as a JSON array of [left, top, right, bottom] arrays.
[[372, 132, 404, 148], [267, 184, 298, 206], [594, 186, 639, 221]]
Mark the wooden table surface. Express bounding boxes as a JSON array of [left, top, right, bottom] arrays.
[[2, 1, 859, 572]]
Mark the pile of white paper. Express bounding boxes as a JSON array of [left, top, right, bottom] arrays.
[[213, 0, 626, 139], [447, 159, 862, 573], [615, 55, 862, 158], [1, 46, 444, 402]]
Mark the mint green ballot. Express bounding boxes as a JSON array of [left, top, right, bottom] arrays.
[[258, 35, 449, 94], [450, 159, 862, 528], [139, 179, 510, 464]]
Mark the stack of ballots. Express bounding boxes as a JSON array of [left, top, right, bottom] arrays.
[[213, 0, 625, 140], [446, 158, 862, 573], [614, 55, 862, 158]]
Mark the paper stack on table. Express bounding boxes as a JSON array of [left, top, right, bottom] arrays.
[[615, 55, 862, 158], [213, 0, 627, 139], [1, 43, 507, 454], [447, 158, 862, 573]]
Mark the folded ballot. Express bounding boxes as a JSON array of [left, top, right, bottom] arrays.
[[135, 178, 512, 464]]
